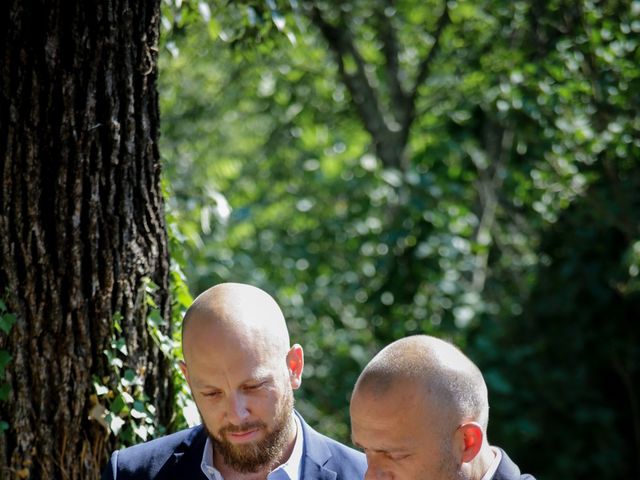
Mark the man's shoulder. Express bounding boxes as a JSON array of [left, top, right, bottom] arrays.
[[117, 425, 204, 459], [108, 425, 206, 479]]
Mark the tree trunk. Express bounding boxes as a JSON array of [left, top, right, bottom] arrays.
[[0, 1, 171, 478]]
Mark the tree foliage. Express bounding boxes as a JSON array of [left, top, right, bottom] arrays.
[[159, 0, 640, 478]]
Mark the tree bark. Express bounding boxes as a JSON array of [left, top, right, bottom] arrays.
[[0, 1, 171, 478]]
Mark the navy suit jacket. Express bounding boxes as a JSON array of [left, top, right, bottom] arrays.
[[103, 413, 366, 480], [493, 448, 536, 480]]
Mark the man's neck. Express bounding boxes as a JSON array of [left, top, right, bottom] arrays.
[[213, 417, 297, 480]]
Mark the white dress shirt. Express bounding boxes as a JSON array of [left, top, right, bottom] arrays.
[[201, 415, 304, 480], [480, 447, 503, 480]]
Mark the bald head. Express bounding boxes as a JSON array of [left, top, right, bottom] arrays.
[[353, 335, 489, 430], [182, 283, 291, 364]]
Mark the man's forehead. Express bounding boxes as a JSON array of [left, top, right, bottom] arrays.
[[186, 333, 282, 365], [189, 367, 275, 388], [185, 313, 280, 351], [355, 377, 426, 406], [351, 385, 434, 429], [186, 342, 283, 380], [184, 309, 288, 353]]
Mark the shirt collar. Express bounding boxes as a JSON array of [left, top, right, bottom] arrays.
[[200, 414, 304, 480], [480, 446, 503, 480]]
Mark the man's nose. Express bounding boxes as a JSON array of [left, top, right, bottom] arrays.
[[227, 393, 250, 423], [364, 459, 391, 479]]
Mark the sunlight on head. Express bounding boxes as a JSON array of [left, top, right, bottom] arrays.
[[182, 282, 291, 365], [354, 335, 489, 430]]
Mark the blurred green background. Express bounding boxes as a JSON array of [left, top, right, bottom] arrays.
[[158, 1, 640, 478]]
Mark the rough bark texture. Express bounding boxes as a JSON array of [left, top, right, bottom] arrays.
[[0, 0, 171, 478]]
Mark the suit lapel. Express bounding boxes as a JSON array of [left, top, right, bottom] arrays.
[[300, 460, 338, 480], [297, 412, 338, 480], [159, 425, 208, 479]]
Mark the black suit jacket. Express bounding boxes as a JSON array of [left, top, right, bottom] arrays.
[[102, 412, 366, 479], [493, 448, 536, 480]]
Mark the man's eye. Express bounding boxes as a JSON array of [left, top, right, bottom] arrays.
[[202, 391, 221, 398], [382, 451, 409, 461], [244, 383, 264, 391], [388, 453, 409, 461]]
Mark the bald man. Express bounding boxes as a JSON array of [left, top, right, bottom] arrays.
[[103, 283, 366, 480], [350, 335, 535, 480]]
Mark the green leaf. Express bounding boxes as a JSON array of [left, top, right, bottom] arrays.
[[130, 405, 147, 420], [113, 338, 128, 355], [103, 349, 123, 369], [0, 351, 11, 376], [121, 391, 135, 405], [207, 18, 221, 40], [94, 382, 109, 396], [134, 424, 149, 441], [113, 312, 123, 333], [133, 400, 146, 413], [107, 413, 125, 436], [271, 10, 285, 31], [246, 6, 259, 26], [144, 278, 160, 293], [146, 295, 157, 308], [110, 395, 127, 414], [121, 368, 137, 387], [147, 309, 164, 328], [0, 384, 10, 401], [0, 313, 16, 334]]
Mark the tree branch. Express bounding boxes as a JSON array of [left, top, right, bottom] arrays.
[[470, 120, 513, 294], [401, 4, 450, 141], [309, 5, 403, 168], [375, 0, 408, 125]]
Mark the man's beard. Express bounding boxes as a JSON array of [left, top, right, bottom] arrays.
[[207, 389, 295, 474]]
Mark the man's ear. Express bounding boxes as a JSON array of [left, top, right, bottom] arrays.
[[457, 422, 484, 463], [286, 344, 304, 390]]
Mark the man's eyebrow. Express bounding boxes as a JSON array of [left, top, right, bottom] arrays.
[[243, 374, 273, 384], [191, 379, 219, 389], [351, 440, 408, 454], [350, 438, 384, 451], [192, 374, 274, 388]]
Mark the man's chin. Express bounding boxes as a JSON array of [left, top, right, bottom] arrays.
[[213, 438, 274, 474]]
